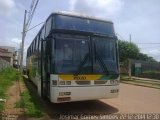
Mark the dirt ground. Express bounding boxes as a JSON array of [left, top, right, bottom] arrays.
[[3, 81, 25, 119], [2, 82, 160, 120], [101, 83, 160, 113], [35, 83, 160, 119]]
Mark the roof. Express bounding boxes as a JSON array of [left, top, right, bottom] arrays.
[[52, 11, 113, 23], [0, 46, 15, 53], [0, 48, 8, 52], [0, 48, 11, 53]]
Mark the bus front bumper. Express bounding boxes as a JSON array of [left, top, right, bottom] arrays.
[[50, 85, 119, 103]]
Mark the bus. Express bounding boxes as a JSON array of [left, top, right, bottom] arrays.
[[26, 11, 119, 103]]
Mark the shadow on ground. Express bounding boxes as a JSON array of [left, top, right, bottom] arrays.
[[23, 77, 119, 119]]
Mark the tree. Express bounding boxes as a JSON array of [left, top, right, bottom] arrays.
[[118, 40, 157, 62], [137, 53, 156, 62], [118, 40, 139, 62]]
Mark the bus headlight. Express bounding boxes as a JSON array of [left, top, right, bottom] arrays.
[[66, 81, 71, 85], [59, 81, 71, 85], [110, 80, 119, 85], [52, 80, 57, 85], [59, 81, 65, 85]]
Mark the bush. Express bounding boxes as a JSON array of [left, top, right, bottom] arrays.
[[140, 70, 160, 80], [0, 68, 20, 112], [143, 70, 160, 74]]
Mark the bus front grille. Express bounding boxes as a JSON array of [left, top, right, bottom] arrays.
[[94, 80, 107, 85], [75, 81, 90, 85]]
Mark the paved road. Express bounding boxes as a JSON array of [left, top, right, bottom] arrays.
[[101, 83, 160, 113], [37, 83, 160, 119]]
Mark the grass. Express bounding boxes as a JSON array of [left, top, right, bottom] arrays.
[[120, 75, 160, 89], [15, 90, 43, 117], [15, 76, 43, 117], [121, 81, 160, 89], [0, 67, 43, 118], [0, 68, 19, 112], [143, 70, 160, 74]]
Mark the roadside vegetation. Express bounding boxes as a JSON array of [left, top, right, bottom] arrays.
[[0, 68, 19, 112], [139, 71, 160, 80], [119, 40, 156, 63], [15, 76, 43, 117], [120, 75, 160, 89], [0, 68, 43, 118]]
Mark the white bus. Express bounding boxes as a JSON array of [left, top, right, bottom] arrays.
[[26, 12, 119, 103]]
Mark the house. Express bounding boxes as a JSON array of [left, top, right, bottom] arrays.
[[0, 46, 18, 66]]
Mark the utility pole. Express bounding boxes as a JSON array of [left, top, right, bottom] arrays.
[[18, 42, 21, 66], [129, 34, 131, 43], [128, 59, 131, 79], [20, 0, 39, 73], [20, 10, 27, 73], [128, 34, 132, 79]]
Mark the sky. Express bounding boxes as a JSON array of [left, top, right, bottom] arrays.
[[0, 0, 160, 64]]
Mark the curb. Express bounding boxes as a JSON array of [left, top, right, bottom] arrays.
[[120, 81, 160, 89]]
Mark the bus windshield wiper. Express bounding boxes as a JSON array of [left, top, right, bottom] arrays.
[[94, 44, 109, 75], [75, 53, 90, 75]]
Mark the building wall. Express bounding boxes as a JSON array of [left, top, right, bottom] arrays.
[[0, 46, 15, 53], [0, 57, 11, 71], [0, 46, 15, 66]]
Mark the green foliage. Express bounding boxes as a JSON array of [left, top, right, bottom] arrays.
[[143, 70, 160, 74], [15, 90, 43, 117], [141, 70, 160, 80], [0, 68, 43, 117], [15, 93, 25, 108], [137, 53, 156, 62], [118, 40, 139, 62], [15, 79, 43, 118], [118, 40, 156, 62], [0, 68, 19, 112]]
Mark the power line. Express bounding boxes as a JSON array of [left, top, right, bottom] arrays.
[[20, 0, 39, 72], [136, 43, 160, 44], [26, 0, 38, 25], [116, 33, 160, 45], [25, 21, 44, 32], [140, 47, 160, 49], [26, 0, 39, 31], [116, 33, 126, 41]]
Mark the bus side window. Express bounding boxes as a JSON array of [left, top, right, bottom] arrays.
[[36, 35, 39, 52], [38, 39, 42, 74], [45, 17, 52, 37]]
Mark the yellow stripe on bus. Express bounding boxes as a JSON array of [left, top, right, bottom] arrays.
[[59, 75, 102, 80]]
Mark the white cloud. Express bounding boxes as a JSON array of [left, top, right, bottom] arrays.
[[11, 37, 21, 44], [149, 49, 160, 56], [0, 0, 159, 63], [70, 0, 124, 17], [69, 0, 76, 10], [0, 0, 15, 16], [0, 37, 21, 49], [141, 48, 160, 62]]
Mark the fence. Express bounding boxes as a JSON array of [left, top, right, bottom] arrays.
[[0, 57, 11, 72], [130, 59, 160, 80], [120, 59, 160, 80]]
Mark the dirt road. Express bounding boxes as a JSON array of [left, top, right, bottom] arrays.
[[3, 77, 159, 120], [3, 81, 25, 119], [39, 83, 160, 119], [101, 83, 160, 113]]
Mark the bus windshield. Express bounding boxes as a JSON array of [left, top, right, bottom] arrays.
[[54, 36, 92, 74], [93, 37, 118, 74], [54, 35, 118, 74]]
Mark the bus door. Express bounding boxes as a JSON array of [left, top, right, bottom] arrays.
[[41, 39, 47, 98], [45, 38, 52, 98]]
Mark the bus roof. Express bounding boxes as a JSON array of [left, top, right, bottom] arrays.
[[51, 11, 113, 24]]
